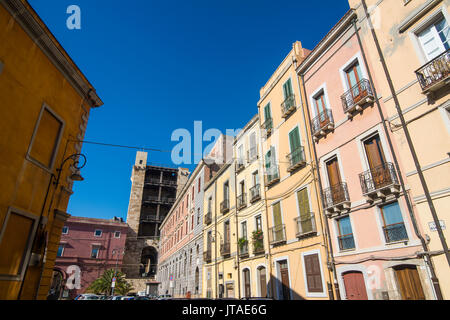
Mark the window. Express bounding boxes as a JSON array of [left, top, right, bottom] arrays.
[[27, 105, 64, 169], [265, 147, 278, 178], [198, 178, 201, 193], [314, 91, 327, 116], [57, 244, 65, 257], [249, 132, 257, 160], [336, 216, 355, 251], [255, 215, 262, 231], [192, 187, 195, 200], [238, 145, 244, 165], [344, 61, 363, 89], [197, 208, 200, 225], [252, 171, 259, 187], [243, 268, 251, 298], [283, 78, 294, 99], [62, 226, 69, 235], [0, 208, 38, 280], [241, 221, 247, 240], [380, 202, 408, 243], [94, 229, 102, 237], [224, 181, 229, 201], [417, 15, 449, 61], [91, 246, 100, 259], [303, 253, 324, 293], [264, 103, 272, 122], [114, 231, 121, 238]]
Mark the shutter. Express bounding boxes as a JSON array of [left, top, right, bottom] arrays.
[[264, 103, 272, 120], [273, 202, 282, 226], [304, 254, 323, 293], [289, 127, 301, 152], [297, 188, 310, 217], [418, 21, 446, 61], [283, 79, 293, 99], [364, 135, 386, 170], [326, 158, 342, 187]]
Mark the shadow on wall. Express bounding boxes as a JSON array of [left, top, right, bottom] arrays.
[[267, 275, 306, 300]]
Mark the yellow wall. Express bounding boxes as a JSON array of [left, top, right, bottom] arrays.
[[0, 3, 98, 299]]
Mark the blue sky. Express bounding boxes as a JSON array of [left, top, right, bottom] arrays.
[[28, 0, 350, 221]]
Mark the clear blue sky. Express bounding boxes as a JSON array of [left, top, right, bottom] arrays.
[[28, 0, 349, 221]]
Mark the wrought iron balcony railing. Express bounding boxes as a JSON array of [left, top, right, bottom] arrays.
[[249, 184, 261, 203], [383, 222, 408, 243], [237, 193, 247, 210], [203, 250, 212, 263], [286, 146, 306, 172], [295, 213, 317, 238], [252, 236, 264, 255], [236, 160, 245, 173], [311, 109, 334, 139], [415, 49, 450, 93], [322, 182, 350, 211], [269, 224, 286, 245], [239, 241, 249, 258], [359, 162, 400, 197], [204, 211, 212, 225], [341, 78, 374, 114], [338, 234, 355, 251], [262, 118, 273, 138], [220, 199, 230, 214], [141, 215, 161, 223], [281, 95, 296, 118], [264, 165, 280, 187], [220, 242, 231, 256]]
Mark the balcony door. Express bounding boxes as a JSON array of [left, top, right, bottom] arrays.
[[243, 269, 251, 298], [278, 260, 290, 300], [326, 157, 343, 204], [258, 267, 267, 298], [417, 16, 449, 61], [297, 188, 312, 234], [364, 135, 390, 188], [343, 271, 368, 300], [224, 221, 230, 246], [345, 61, 365, 102], [272, 202, 283, 242], [289, 127, 302, 164], [314, 92, 328, 125], [283, 78, 293, 100]]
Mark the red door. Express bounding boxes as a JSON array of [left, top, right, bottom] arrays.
[[343, 271, 368, 300]]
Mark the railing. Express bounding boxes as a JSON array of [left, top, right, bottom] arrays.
[[247, 147, 258, 163], [338, 234, 355, 251], [220, 242, 231, 256], [250, 184, 261, 202], [295, 213, 317, 237], [286, 146, 306, 172], [252, 236, 264, 255], [311, 109, 334, 136], [341, 78, 374, 113], [220, 199, 230, 214], [415, 49, 450, 92], [236, 160, 245, 173], [239, 241, 249, 257], [204, 211, 212, 225], [265, 165, 280, 186], [281, 95, 296, 117], [144, 196, 176, 204], [203, 250, 212, 263], [269, 224, 286, 245], [322, 182, 350, 209], [383, 222, 408, 243], [237, 193, 247, 210], [359, 162, 399, 195], [145, 177, 177, 186], [141, 215, 160, 222], [262, 118, 273, 138]]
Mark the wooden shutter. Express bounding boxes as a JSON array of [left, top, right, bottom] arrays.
[[289, 127, 301, 152], [259, 267, 267, 297], [279, 261, 290, 300], [304, 254, 323, 293], [326, 158, 342, 187], [297, 188, 310, 217], [283, 79, 293, 99], [364, 135, 386, 170], [243, 269, 251, 297], [395, 266, 426, 300], [273, 202, 282, 226], [418, 19, 446, 61], [264, 103, 272, 121], [343, 271, 368, 300]]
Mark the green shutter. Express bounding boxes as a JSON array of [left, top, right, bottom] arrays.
[[283, 79, 293, 99], [264, 103, 272, 121], [297, 188, 310, 217], [289, 127, 301, 152]]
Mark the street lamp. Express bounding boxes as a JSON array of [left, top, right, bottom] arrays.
[[111, 248, 125, 296]]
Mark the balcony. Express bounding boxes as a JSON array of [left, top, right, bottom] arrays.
[[143, 196, 176, 205], [247, 147, 258, 163], [286, 146, 306, 172], [341, 79, 374, 117], [269, 224, 286, 246], [295, 213, 317, 238], [281, 95, 296, 118], [264, 166, 280, 187], [249, 184, 261, 203], [415, 49, 450, 95], [236, 160, 245, 173], [338, 234, 355, 251], [141, 215, 161, 223], [204, 211, 212, 225], [323, 183, 351, 216], [252, 235, 265, 255], [220, 199, 230, 214], [359, 162, 400, 204], [145, 177, 177, 187], [261, 118, 273, 139], [237, 193, 247, 210], [383, 222, 408, 243], [311, 109, 334, 142], [239, 241, 249, 258], [203, 250, 212, 263], [220, 242, 231, 257]]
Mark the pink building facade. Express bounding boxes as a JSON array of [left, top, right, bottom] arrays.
[[297, 10, 435, 300], [51, 216, 128, 299]]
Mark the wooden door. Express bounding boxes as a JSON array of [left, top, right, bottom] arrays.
[[297, 188, 312, 233], [243, 269, 251, 298], [364, 135, 390, 188], [314, 94, 328, 126], [394, 266, 426, 300], [346, 62, 365, 102], [343, 271, 368, 300], [258, 267, 267, 297], [279, 261, 290, 300], [326, 158, 342, 204]]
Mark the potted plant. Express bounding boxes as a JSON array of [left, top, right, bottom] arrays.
[[252, 230, 264, 253]]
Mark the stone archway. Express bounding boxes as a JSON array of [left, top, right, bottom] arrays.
[[47, 269, 65, 300], [140, 246, 158, 277]]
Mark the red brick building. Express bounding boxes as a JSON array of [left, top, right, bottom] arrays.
[[50, 216, 128, 299]]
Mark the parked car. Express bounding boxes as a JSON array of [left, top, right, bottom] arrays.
[[74, 294, 100, 300], [110, 296, 124, 300], [121, 296, 134, 300], [133, 296, 152, 300], [157, 294, 172, 300]]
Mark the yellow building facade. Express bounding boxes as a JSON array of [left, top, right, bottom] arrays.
[[349, 0, 450, 299], [257, 41, 335, 300], [0, 0, 102, 300], [234, 115, 272, 298]]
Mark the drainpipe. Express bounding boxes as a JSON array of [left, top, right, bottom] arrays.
[[234, 162, 241, 299], [292, 51, 336, 300], [359, 0, 445, 300], [299, 73, 341, 300], [214, 178, 218, 299]]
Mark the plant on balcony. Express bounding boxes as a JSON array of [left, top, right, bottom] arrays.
[[252, 230, 264, 252], [238, 237, 248, 250]]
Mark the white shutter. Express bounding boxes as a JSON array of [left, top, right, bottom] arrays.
[[418, 23, 446, 61]]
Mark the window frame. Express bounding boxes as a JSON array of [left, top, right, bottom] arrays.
[[0, 207, 39, 281], [62, 226, 69, 235], [301, 249, 327, 298], [94, 229, 103, 237], [91, 245, 101, 259], [26, 103, 66, 172], [114, 231, 121, 239]]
